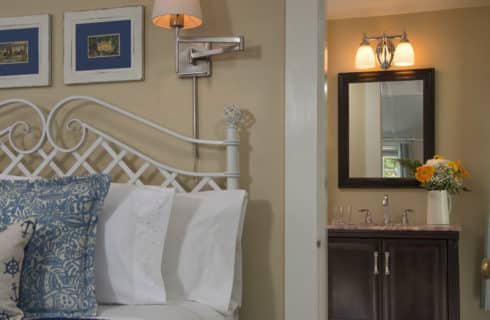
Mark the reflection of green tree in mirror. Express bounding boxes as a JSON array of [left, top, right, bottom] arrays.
[[383, 157, 401, 177], [397, 158, 422, 175]]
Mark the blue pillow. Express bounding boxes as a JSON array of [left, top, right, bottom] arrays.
[[0, 175, 111, 319]]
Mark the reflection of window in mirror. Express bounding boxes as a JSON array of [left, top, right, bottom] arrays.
[[349, 80, 424, 179], [382, 145, 401, 178]]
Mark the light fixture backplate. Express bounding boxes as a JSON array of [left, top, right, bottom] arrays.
[[375, 38, 395, 69], [177, 42, 211, 78]]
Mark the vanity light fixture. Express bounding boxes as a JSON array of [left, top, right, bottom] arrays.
[[355, 32, 414, 69], [152, 0, 245, 158]]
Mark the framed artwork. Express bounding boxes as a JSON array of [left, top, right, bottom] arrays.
[[64, 6, 143, 84], [0, 15, 50, 88]]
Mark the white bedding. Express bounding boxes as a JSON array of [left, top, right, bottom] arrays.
[[98, 301, 236, 320]]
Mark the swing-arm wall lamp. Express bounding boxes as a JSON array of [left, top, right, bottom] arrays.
[[152, 0, 245, 78]]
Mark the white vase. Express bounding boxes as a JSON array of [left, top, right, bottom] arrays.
[[426, 190, 452, 225]]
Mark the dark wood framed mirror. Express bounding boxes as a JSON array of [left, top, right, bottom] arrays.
[[338, 68, 435, 188]]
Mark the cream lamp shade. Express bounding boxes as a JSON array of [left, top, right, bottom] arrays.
[[152, 0, 203, 29], [355, 44, 376, 69], [393, 41, 415, 67]]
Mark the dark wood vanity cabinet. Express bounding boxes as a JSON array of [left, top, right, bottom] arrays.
[[328, 228, 460, 320], [329, 238, 381, 320]]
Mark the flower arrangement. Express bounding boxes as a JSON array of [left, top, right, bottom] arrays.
[[403, 155, 470, 194]]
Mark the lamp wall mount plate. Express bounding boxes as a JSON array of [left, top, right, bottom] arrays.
[[177, 42, 211, 78], [375, 37, 395, 69]]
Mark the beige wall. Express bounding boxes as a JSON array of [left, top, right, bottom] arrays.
[[0, 1, 285, 319], [349, 82, 383, 177], [348, 83, 367, 177], [328, 6, 490, 319]]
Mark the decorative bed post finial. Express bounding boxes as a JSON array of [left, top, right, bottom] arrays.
[[224, 104, 241, 128], [224, 104, 241, 190]]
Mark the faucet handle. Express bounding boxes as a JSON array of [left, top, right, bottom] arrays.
[[402, 209, 414, 225], [359, 209, 373, 224]]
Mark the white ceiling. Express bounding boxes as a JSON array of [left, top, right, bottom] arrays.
[[327, 0, 490, 20]]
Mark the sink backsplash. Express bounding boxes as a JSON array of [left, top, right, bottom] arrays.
[[328, 190, 439, 226]]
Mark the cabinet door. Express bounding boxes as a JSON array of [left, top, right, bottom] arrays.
[[328, 238, 381, 320], [382, 239, 447, 320]]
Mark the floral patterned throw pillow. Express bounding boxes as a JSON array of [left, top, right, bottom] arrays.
[[0, 219, 36, 320], [0, 175, 111, 319]]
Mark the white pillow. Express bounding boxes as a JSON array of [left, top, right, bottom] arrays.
[[162, 190, 248, 314], [230, 195, 247, 313], [95, 183, 176, 305]]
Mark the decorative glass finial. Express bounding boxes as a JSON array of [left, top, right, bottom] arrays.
[[224, 105, 241, 127]]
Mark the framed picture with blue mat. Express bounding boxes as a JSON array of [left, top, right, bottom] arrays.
[[64, 6, 143, 84], [0, 15, 50, 88]]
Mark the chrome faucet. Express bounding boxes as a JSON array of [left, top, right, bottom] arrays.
[[382, 194, 391, 225]]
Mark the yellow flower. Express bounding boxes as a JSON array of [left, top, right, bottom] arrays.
[[434, 155, 445, 160], [449, 160, 470, 177], [416, 165, 434, 183], [448, 161, 460, 173]]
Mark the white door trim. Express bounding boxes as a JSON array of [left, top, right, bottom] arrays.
[[285, 0, 327, 319]]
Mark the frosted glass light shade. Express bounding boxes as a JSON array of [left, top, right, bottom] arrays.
[[152, 0, 203, 29], [355, 44, 375, 69], [393, 41, 415, 66]]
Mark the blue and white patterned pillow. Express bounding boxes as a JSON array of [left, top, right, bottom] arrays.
[[0, 175, 111, 319]]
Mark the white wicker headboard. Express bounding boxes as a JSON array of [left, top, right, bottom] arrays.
[[0, 96, 241, 192]]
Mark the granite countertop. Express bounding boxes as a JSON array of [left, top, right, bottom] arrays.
[[327, 224, 461, 232]]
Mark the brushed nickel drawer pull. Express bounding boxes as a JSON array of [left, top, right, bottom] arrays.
[[385, 251, 391, 276], [373, 251, 379, 275]]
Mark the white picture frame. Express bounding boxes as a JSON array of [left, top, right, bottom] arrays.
[[0, 15, 51, 89], [64, 6, 143, 85]]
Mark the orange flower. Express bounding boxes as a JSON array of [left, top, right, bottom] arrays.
[[416, 165, 434, 183], [460, 165, 470, 177]]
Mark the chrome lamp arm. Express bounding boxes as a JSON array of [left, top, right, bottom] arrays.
[[186, 36, 245, 62], [174, 30, 245, 78], [179, 36, 244, 46]]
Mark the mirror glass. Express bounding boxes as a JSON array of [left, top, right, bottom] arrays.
[[348, 80, 424, 178]]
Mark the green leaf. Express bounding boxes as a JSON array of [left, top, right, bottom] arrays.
[[397, 159, 422, 175]]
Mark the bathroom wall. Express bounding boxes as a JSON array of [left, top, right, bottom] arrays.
[[0, 1, 285, 319], [328, 6, 490, 319], [348, 84, 367, 176], [349, 82, 382, 177]]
